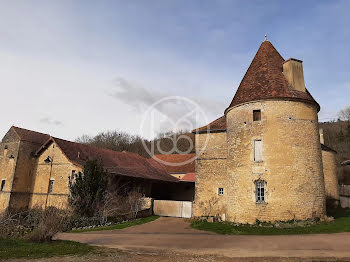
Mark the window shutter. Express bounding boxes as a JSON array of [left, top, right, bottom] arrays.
[[254, 140, 263, 161]]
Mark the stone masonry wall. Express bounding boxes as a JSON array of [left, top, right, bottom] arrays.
[[9, 140, 44, 211], [322, 150, 340, 200], [226, 100, 326, 223], [0, 129, 20, 213], [29, 142, 81, 209], [193, 132, 227, 218]]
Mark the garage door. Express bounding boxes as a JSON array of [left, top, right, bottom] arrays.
[[153, 200, 192, 218]]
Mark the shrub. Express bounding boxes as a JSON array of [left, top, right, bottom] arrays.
[[69, 159, 108, 217], [28, 207, 70, 242], [0, 207, 70, 242]]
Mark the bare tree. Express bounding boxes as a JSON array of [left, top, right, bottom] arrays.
[[339, 106, 350, 122]]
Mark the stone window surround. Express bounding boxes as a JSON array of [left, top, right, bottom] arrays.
[[255, 180, 266, 203]]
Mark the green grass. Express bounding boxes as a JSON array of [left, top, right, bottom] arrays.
[[68, 216, 159, 233], [0, 238, 93, 259], [191, 209, 350, 235]]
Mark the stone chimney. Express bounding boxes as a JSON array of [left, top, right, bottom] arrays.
[[319, 128, 324, 144], [283, 58, 306, 92]]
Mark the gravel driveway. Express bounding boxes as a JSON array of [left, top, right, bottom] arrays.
[[57, 217, 350, 260]]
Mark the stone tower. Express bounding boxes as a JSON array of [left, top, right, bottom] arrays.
[[224, 40, 326, 223]]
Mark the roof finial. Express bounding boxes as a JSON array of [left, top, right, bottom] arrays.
[[264, 34, 268, 41]]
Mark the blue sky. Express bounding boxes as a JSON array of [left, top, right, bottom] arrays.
[[0, 0, 349, 140]]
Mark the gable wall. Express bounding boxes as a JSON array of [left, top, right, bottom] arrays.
[[0, 128, 20, 212], [29, 142, 81, 209]]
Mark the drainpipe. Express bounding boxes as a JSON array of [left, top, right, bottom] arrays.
[[44, 146, 55, 210]]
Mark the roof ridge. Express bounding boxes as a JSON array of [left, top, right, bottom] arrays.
[[53, 136, 145, 159], [12, 126, 50, 137]]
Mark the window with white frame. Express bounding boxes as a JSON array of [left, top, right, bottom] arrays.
[[255, 180, 266, 203], [254, 139, 263, 162], [48, 179, 55, 193], [218, 187, 224, 195], [1, 180, 5, 192]]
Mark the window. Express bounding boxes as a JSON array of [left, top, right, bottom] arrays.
[[255, 180, 266, 203], [4, 145, 8, 150], [48, 179, 55, 193], [254, 140, 263, 162], [218, 188, 224, 195], [0, 180, 5, 192], [253, 110, 261, 121]]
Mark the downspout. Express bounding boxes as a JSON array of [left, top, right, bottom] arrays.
[[44, 145, 55, 210]]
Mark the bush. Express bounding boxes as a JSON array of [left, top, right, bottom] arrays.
[[28, 207, 69, 242], [0, 207, 70, 242], [69, 159, 108, 217]]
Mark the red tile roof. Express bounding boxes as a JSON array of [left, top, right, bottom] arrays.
[[153, 154, 195, 174], [225, 41, 319, 113], [193, 116, 226, 133], [12, 126, 50, 145], [37, 137, 178, 183], [181, 172, 195, 182]]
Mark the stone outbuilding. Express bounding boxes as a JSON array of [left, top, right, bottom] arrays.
[[193, 39, 339, 223], [0, 126, 180, 213]]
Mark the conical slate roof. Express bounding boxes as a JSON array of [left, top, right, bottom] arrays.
[[225, 40, 319, 113]]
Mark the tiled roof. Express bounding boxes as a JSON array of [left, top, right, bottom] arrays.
[[38, 137, 178, 183], [181, 172, 195, 182], [193, 116, 226, 133], [153, 154, 195, 174], [225, 41, 319, 113], [12, 126, 50, 145]]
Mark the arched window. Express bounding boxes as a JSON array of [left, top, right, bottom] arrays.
[[255, 180, 266, 203]]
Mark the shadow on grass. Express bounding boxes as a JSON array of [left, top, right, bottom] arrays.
[[191, 209, 350, 235], [0, 238, 94, 259]]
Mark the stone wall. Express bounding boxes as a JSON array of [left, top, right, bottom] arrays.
[[9, 140, 44, 211], [322, 149, 340, 201], [193, 132, 227, 217], [226, 100, 326, 223], [0, 129, 20, 213], [29, 142, 80, 209]]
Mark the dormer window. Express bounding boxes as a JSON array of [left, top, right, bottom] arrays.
[[253, 110, 261, 121]]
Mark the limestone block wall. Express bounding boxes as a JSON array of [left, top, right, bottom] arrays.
[[193, 132, 228, 217], [9, 140, 44, 211], [322, 150, 340, 200], [226, 100, 326, 223], [0, 129, 20, 213], [29, 142, 80, 209]]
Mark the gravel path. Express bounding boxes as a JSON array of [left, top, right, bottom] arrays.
[[56, 217, 350, 260]]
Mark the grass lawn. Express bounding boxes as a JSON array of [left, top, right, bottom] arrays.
[[0, 238, 93, 259], [191, 209, 350, 235], [68, 215, 159, 233]]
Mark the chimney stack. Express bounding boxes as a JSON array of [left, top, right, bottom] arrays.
[[283, 58, 306, 92]]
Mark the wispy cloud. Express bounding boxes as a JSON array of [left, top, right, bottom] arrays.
[[109, 77, 225, 135], [39, 117, 63, 126]]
